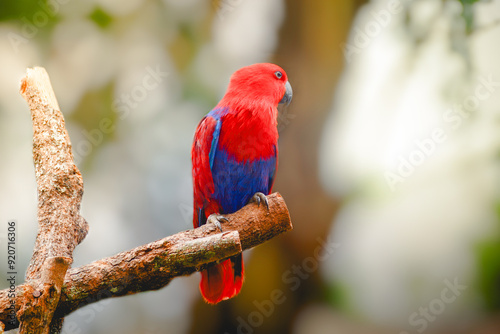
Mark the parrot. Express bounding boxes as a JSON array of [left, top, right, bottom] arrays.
[[191, 63, 293, 304]]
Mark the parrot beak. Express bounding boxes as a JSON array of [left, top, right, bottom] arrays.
[[279, 81, 293, 105]]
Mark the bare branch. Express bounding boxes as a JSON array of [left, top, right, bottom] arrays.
[[0, 193, 292, 331], [4, 67, 293, 332], [18, 67, 88, 333]]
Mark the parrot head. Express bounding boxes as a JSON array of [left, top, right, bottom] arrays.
[[217, 63, 293, 109]]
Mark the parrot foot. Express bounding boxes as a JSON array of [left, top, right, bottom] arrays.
[[249, 192, 269, 210], [207, 214, 229, 233]]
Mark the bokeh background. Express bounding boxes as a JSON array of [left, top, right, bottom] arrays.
[[0, 0, 499, 333]]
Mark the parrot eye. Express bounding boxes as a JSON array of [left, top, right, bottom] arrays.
[[274, 71, 283, 79]]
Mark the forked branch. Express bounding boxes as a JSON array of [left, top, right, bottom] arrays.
[[0, 193, 291, 331], [3, 67, 293, 332]]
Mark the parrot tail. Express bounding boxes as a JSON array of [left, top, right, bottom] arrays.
[[200, 254, 244, 304]]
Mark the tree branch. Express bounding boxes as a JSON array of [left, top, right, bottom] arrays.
[[0, 193, 292, 331], [18, 67, 88, 333], [6, 67, 293, 332]]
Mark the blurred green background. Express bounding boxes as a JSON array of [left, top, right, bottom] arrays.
[[0, 0, 499, 333]]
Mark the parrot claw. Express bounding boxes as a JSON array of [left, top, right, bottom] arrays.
[[207, 214, 229, 232], [249, 192, 269, 210]]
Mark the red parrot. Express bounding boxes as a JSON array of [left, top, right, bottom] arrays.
[[191, 63, 292, 304]]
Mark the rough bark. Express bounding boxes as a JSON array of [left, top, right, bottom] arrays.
[[0, 193, 291, 331], [8, 67, 293, 332], [18, 67, 88, 333]]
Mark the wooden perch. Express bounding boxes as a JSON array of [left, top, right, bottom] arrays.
[[19, 67, 88, 333], [0, 193, 291, 331], [59, 192, 291, 317], [3, 67, 293, 332]]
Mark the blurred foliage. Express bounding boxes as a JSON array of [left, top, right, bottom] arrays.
[[89, 7, 113, 30], [325, 282, 353, 314], [0, 0, 60, 25], [0, 0, 41, 21], [459, 0, 482, 34], [0, 0, 498, 332], [454, 0, 500, 313], [68, 82, 117, 170], [401, 0, 493, 69], [476, 203, 500, 310]]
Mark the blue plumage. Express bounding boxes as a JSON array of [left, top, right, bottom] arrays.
[[191, 63, 291, 303], [211, 148, 276, 213], [205, 107, 277, 214]]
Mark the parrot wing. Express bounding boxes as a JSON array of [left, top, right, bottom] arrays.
[[191, 115, 222, 228]]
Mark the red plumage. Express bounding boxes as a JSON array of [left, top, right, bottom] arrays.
[[192, 63, 292, 303]]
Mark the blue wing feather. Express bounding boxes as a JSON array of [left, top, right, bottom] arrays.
[[209, 120, 222, 170], [198, 107, 277, 215]]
